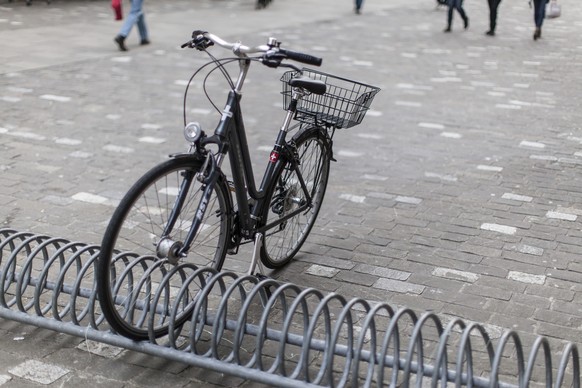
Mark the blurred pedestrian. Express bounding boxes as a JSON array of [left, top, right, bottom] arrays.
[[531, 0, 546, 40], [485, 0, 502, 36], [443, 0, 469, 32], [355, 0, 363, 14], [114, 0, 150, 52], [256, 0, 272, 9]]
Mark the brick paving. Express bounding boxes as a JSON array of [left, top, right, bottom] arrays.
[[1, 0, 582, 385]]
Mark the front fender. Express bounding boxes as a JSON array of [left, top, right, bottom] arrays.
[[168, 152, 205, 161]]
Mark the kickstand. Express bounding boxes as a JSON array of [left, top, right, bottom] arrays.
[[247, 233, 273, 300], [247, 233, 267, 276]]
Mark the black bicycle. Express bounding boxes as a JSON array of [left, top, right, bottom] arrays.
[[97, 30, 379, 340]]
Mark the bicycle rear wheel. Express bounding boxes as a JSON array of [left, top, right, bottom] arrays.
[[260, 126, 331, 268], [97, 156, 231, 340]]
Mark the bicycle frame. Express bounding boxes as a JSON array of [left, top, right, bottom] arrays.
[[171, 58, 316, 259]]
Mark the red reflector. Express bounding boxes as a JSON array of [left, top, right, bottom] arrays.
[[269, 151, 279, 163]]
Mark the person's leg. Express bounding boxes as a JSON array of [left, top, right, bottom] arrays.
[[532, 0, 544, 39], [134, 0, 149, 43], [486, 0, 500, 35], [533, 0, 545, 27], [444, 0, 454, 31], [355, 0, 363, 13], [119, 0, 141, 38], [115, 0, 140, 51], [457, 0, 469, 28], [136, 14, 149, 43], [493, 0, 502, 29]]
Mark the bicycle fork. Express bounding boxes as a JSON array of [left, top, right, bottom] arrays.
[[157, 153, 219, 265]]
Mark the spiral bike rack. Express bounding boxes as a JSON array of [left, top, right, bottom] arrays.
[[0, 228, 579, 387]]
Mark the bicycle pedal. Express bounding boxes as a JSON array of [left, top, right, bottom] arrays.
[[254, 273, 274, 299], [254, 273, 270, 281]]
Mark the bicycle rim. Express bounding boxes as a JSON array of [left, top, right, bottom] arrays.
[[260, 128, 330, 268], [97, 157, 230, 340]]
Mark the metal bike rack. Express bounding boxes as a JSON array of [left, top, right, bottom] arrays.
[[0, 228, 579, 387]]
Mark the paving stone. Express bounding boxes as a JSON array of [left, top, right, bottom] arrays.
[[8, 360, 70, 385], [545, 277, 582, 293], [467, 263, 507, 278], [480, 223, 517, 235], [546, 211, 577, 221], [525, 284, 575, 302], [434, 248, 483, 265], [432, 267, 479, 283], [335, 270, 377, 287], [463, 284, 512, 301], [296, 254, 355, 269], [535, 322, 582, 343], [551, 300, 582, 319], [350, 252, 395, 267], [305, 264, 340, 278], [411, 268, 464, 289], [76, 341, 124, 359], [459, 243, 502, 258], [515, 243, 544, 256], [389, 293, 445, 313], [488, 314, 537, 334], [483, 299, 535, 319], [354, 263, 410, 280], [507, 271, 546, 285], [533, 309, 579, 328], [373, 278, 425, 295], [440, 304, 493, 325]]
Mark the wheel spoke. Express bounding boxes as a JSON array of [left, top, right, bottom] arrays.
[[261, 129, 330, 267], [98, 158, 230, 340]]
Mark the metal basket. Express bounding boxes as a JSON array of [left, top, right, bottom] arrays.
[[281, 68, 380, 129]]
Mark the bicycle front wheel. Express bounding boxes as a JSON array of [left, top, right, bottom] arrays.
[[260, 126, 331, 268], [97, 156, 231, 340]]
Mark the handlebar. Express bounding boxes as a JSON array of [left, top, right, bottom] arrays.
[[182, 30, 322, 67], [278, 48, 322, 67]]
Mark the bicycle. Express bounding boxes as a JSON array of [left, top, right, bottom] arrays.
[[97, 30, 380, 340]]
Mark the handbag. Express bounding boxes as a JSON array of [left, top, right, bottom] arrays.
[[111, 0, 123, 21], [546, 0, 561, 18]]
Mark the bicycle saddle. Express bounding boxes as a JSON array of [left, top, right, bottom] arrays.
[[289, 77, 327, 95]]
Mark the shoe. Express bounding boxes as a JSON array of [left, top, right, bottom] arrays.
[[140, 39, 150, 45], [485, 30, 495, 36], [464, 17, 469, 29], [355, 7, 361, 14], [533, 28, 541, 40], [114, 35, 128, 51], [443, 27, 452, 33]]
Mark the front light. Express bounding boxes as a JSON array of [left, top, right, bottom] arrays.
[[184, 122, 203, 143]]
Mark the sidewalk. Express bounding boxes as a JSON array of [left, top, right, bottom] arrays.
[[0, 0, 405, 73], [1, 0, 582, 386]]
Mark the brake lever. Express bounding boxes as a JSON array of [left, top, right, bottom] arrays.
[[278, 62, 302, 72], [180, 39, 214, 51], [261, 57, 283, 68], [260, 53, 301, 71]]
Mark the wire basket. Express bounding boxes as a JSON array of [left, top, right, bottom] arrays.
[[281, 68, 380, 129]]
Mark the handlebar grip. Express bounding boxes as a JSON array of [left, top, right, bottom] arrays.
[[279, 49, 323, 67]]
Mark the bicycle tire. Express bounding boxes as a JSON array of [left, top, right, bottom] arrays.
[[260, 126, 331, 268], [97, 156, 231, 340]]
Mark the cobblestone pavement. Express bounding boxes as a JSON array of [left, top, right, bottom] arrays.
[[1, 0, 582, 385]]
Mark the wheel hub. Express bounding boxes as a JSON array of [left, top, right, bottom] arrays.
[[156, 237, 183, 265]]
